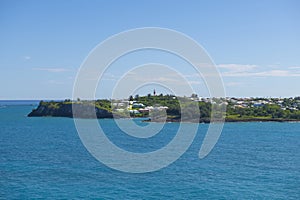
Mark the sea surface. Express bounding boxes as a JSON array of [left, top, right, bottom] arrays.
[[0, 101, 299, 199]]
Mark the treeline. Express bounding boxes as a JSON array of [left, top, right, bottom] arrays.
[[226, 104, 300, 120], [133, 94, 300, 120], [31, 95, 300, 121]]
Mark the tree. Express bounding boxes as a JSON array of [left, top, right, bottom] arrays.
[[129, 95, 134, 101], [191, 93, 198, 98]]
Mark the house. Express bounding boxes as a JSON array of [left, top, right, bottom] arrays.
[[132, 103, 145, 108], [129, 110, 140, 114]]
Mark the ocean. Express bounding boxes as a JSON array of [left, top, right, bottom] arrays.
[[0, 101, 299, 199]]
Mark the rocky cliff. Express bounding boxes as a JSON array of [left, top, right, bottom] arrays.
[[28, 102, 113, 118]]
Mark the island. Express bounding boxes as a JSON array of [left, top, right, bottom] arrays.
[[28, 94, 300, 123]]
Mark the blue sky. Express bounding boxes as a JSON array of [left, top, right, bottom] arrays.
[[0, 0, 299, 99]]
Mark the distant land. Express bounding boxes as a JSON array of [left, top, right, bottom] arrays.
[[28, 94, 300, 123]]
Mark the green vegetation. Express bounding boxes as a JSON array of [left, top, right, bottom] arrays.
[[29, 95, 300, 122], [40, 99, 112, 111], [226, 98, 300, 121]]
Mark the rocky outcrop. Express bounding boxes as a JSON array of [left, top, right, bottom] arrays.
[[28, 103, 113, 118]]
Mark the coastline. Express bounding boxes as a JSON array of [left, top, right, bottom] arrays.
[[27, 97, 300, 123], [143, 117, 300, 123], [28, 109, 300, 123]]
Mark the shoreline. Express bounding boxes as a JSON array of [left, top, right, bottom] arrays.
[[28, 113, 300, 123], [143, 117, 300, 123], [27, 98, 300, 123]]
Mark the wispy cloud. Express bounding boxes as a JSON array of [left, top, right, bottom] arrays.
[[33, 67, 71, 73], [23, 56, 31, 60], [254, 70, 300, 77], [223, 70, 300, 77], [188, 80, 203, 85], [218, 64, 300, 77], [218, 64, 257, 73], [288, 66, 300, 70], [182, 64, 258, 79]]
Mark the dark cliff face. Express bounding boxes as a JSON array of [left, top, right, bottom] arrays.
[[28, 103, 113, 118]]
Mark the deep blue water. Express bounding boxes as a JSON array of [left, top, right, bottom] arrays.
[[0, 101, 299, 199]]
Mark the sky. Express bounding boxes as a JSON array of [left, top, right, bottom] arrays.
[[0, 0, 300, 99]]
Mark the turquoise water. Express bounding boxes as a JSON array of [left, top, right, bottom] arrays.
[[0, 101, 299, 199]]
